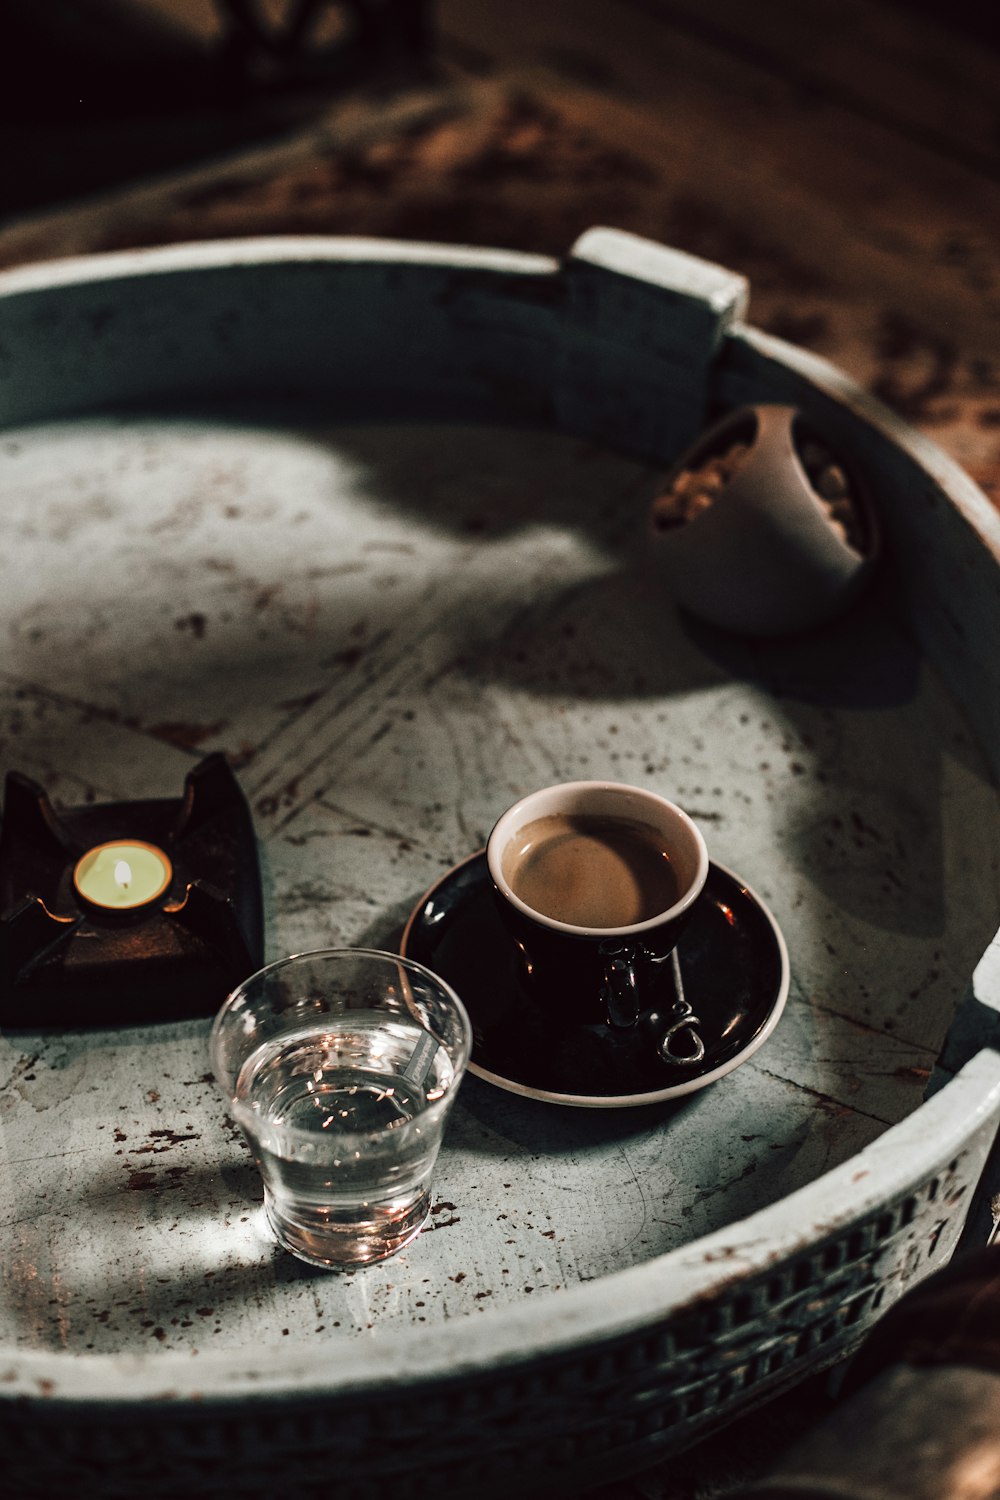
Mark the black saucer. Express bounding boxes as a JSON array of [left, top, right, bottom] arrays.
[[401, 852, 789, 1107]]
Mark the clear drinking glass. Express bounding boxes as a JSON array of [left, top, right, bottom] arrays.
[[210, 948, 472, 1267]]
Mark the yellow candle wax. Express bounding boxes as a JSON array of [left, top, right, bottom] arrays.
[[73, 840, 172, 910]]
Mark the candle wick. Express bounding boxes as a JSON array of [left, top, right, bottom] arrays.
[[114, 859, 132, 891]]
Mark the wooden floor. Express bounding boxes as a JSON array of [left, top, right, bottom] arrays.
[[1, 4, 999, 1497]]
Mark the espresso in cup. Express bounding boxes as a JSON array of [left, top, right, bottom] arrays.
[[501, 812, 681, 929]]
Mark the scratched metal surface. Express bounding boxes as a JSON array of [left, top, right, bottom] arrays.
[[0, 406, 998, 1357]]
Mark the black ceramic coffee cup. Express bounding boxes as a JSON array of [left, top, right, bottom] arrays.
[[486, 782, 709, 1052]]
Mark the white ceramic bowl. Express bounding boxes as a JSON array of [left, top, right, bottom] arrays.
[[648, 403, 880, 636]]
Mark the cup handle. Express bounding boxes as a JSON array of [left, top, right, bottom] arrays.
[[599, 942, 643, 1028], [601, 945, 708, 1064]]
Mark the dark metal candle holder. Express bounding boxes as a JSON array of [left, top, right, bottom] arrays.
[[0, 754, 264, 1027]]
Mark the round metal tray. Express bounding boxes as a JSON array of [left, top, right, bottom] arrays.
[[1, 231, 1000, 1498]]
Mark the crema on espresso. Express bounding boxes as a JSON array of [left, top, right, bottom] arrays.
[[502, 812, 680, 928]]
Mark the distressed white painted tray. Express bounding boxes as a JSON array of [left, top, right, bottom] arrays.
[[2, 230, 1000, 1499]]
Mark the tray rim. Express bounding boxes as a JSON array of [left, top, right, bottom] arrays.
[[1, 232, 999, 1417]]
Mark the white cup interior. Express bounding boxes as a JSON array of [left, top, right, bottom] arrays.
[[486, 780, 709, 937]]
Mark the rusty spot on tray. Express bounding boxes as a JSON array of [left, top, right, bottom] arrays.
[[127, 1171, 157, 1191], [278, 689, 325, 711], [327, 646, 364, 670], [253, 584, 282, 612], [133, 1128, 201, 1156], [146, 721, 228, 750], [174, 613, 207, 640]]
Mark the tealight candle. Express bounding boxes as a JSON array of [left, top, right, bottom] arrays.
[[73, 840, 172, 911]]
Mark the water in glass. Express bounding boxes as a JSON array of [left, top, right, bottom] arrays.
[[236, 1015, 455, 1265]]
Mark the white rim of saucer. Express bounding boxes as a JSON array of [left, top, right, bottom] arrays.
[[400, 851, 790, 1109]]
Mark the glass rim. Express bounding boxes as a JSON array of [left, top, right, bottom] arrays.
[[209, 946, 473, 1149]]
